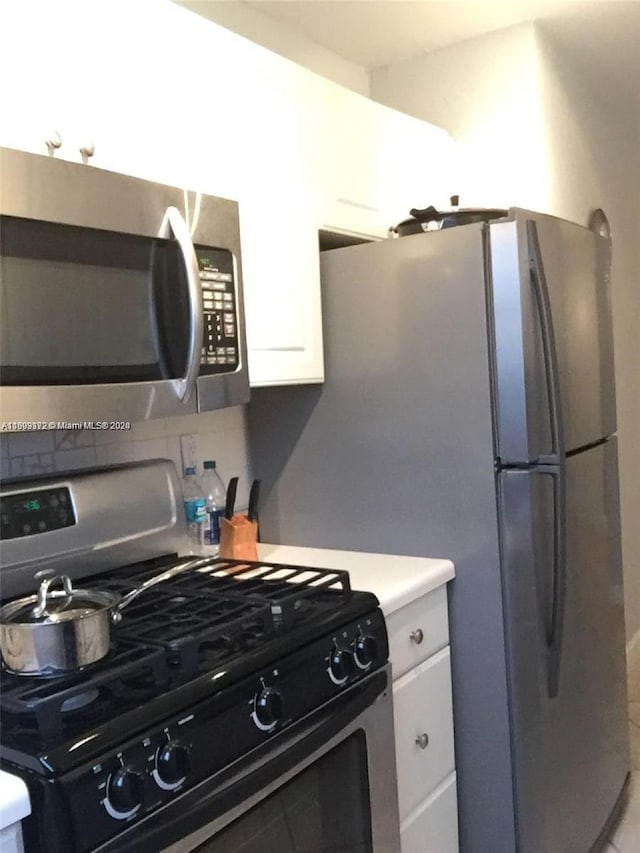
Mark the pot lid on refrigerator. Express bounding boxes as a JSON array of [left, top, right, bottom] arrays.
[[392, 196, 508, 236]]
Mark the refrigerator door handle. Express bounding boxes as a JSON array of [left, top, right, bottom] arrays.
[[546, 463, 567, 698], [526, 220, 565, 465]]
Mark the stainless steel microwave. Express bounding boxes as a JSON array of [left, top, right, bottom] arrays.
[[0, 148, 249, 428]]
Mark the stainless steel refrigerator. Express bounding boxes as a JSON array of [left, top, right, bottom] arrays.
[[248, 209, 630, 853]]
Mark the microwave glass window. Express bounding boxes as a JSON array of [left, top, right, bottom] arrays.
[[0, 216, 190, 384], [194, 732, 373, 853], [2, 256, 154, 366]]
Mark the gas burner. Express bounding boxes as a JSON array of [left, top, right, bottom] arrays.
[[0, 641, 169, 743], [60, 689, 99, 713]]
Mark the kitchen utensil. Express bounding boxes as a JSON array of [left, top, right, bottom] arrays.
[[0, 558, 208, 676], [224, 477, 239, 520]]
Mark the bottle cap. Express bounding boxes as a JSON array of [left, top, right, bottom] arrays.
[[203, 460, 216, 470], [184, 466, 196, 476]]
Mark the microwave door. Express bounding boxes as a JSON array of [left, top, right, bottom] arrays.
[[0, 213, 200, 424]]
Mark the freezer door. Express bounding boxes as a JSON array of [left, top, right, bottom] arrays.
[[490, 211, 616, 463], [498, 439, 628, 853]]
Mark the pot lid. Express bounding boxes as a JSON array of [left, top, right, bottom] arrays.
[[392, 195, 508, 235], [0, 574, 117, 625]]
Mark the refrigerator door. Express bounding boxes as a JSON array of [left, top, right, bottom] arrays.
[[498, 438, 628, 853], [490, 210, 616, 463]]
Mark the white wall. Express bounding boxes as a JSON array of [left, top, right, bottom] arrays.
[[175, 0, 370, 95], [533, 22, 640, 643], [371, 24, 551, 211], [371, 23, 640, 641]]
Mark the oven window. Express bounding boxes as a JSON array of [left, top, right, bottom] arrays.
[[0, 215, 190, 384], [196, 732, 373, 853]]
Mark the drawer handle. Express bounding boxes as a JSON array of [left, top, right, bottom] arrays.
[[410, 628, 424, 645], [415, 733, 430, 750]]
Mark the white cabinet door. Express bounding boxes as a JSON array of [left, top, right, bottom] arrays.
[[238, 55, 324, 386], [393, 647, 456, 822], [400, 773, 459, 853], [0, 2, 243, 198], [312, 76, 453, 239]]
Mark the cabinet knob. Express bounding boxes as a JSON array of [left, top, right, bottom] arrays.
[[415, 733, 430, 750], [45, 131, 62, 156], [410, 628, 424, 645], [80, 143, 95, 164]]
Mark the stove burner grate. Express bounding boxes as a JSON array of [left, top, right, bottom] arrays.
[[0, 558, 362, 749], [0, 641, 169, 741]]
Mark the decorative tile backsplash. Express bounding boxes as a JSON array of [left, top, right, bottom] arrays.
[[0, 407, 254, 508]]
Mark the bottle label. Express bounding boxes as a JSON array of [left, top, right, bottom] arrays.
[[204, 508, 224, 546], [184, 498, 206, 524]]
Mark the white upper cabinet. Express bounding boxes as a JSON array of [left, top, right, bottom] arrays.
[[0, 1, 450, 387], [235, 54, 324, 386], [312, 76, 454, 238], [0, 1, 246, 198]]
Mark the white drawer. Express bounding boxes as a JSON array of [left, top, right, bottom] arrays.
[[386, 586, 449, 681], [400, 773, 459, 853], [393, 646, 455, 821]]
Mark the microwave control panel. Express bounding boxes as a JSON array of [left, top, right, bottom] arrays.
[[196, 247, 239, 374]]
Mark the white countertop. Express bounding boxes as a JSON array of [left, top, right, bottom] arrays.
[[258, 544, 454, 615], [0, 770, 30, 830]]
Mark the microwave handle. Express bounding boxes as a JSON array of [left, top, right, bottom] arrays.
[[164, 206, 203, 402]]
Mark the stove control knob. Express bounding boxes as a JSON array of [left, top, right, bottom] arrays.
[[354, 633, 377, 669], [153, 741, 191, 790], [329, 646, 354, 685], [253, 687, 284, 731], [105, 766, 145, 818]]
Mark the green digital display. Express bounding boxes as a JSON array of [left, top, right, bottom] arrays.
[[23, 499, 41, 512]]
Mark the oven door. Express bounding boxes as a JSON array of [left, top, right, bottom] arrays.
[[96, 666, 400, 853]]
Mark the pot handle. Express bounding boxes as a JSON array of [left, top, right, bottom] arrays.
[[32, 572, 75, 619], [112, 557, 211, 623]]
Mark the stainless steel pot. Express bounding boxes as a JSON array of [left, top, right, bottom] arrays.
[[0, 558, 208, 676]]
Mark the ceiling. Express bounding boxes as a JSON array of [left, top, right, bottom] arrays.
[[178, 0, 640, 101]]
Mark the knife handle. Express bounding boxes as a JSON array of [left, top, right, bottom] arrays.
[[224, 477, 239, 520], [247, 479, 261, 523]]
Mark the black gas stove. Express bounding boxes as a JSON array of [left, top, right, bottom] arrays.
[[0, 463, 391, 853]]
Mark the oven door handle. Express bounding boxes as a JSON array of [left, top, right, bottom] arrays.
[[162, 206, 202, 403], [96, 669, 389, 853]]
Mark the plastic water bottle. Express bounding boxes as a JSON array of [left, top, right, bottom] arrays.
[[201, 460, 226, 557], [183, 466, 206, 555]]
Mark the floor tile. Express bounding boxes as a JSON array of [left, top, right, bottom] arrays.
[[610, 771, 640, 852]]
